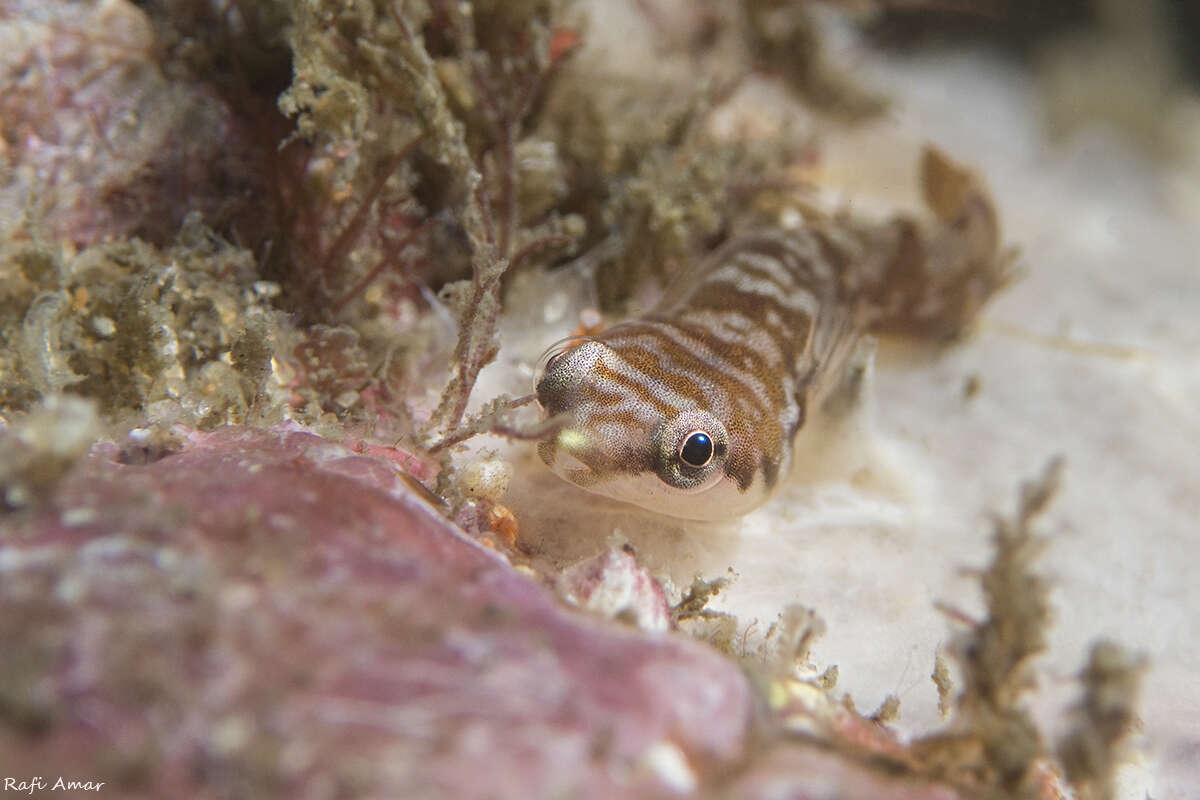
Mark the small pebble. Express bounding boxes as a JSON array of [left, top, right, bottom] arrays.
[[90, 315, 116, 337], [460, 455, 513, 502]]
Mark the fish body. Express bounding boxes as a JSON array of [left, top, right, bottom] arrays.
[[535, 148, 1009, 520]]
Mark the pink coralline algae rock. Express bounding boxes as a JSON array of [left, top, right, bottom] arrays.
[[557, 546, 672, 632], [0, 426, 964, 798], [724, 748, 961, 800], [0, 0, 272, 246]]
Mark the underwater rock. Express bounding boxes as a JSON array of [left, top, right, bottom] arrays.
[[0, 0, 273, 247], [0, 424, 969, 798]]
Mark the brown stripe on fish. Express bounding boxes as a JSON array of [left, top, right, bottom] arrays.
[[592, 321, 792, 493], [590, 359, 679, 418], [601, 321, 784, 440], [600, 340, 714, 408], [650, 318, 792, 416], [667, 287, 813, 349], [577, 381, 627, 408]]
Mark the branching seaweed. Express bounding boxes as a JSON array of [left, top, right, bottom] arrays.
[[425, 393, 560, 454], [955, 458, 1061, 739], [911, 457, 1144, 800], [1056, 640, 1147, 800], [279, 0, 581, 451], [672, 574, 734, 624], [389, 1, 580, 440]]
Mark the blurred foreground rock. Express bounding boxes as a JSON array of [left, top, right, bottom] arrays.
[[0, 425, 967, 798], [0, 0, 274, 247]]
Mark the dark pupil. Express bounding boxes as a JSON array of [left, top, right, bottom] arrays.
[[679, 432, 714, 468]]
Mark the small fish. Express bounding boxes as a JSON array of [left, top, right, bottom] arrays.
[[535, 148, 1012, 520]]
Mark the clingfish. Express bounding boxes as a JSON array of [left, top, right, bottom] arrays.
[[535, 147, 1012, 520]]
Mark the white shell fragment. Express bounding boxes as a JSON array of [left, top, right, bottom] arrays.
[[459, 454, 514, 502]]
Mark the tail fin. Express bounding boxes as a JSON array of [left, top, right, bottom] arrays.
[[842, 146, 1018, 340]]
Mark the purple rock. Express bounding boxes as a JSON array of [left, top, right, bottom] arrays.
[[0, 425, 968, 798]]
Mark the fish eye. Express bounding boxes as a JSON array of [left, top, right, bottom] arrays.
[[654, 410, 728, 491], [678, 430, 714, 468]]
